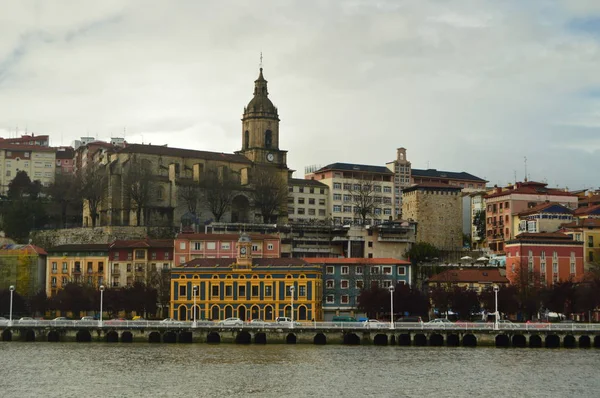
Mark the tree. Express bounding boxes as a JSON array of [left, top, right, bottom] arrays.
[[249, 166, 288, 223], [7, 171, 33, 199], [448, 286, 480, 320], [429, 285, 451, 318], [46, 173, 80, 228], [78, 163, 107, 227], [347, 178, 376, 225], [479, 285, 519, 317], [123, 157, 155, 226], [357, 285, 388, 318], [178, 183, 202, 217], [473, 210, 486, 242], [28, 290, 49, 317], [200, 166, 241, 222], [53, 284, 95, 318], [406, 242, 440, 287], [2, 200, 35, 242]]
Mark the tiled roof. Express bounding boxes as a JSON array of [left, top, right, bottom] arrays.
[[180, 257, 313, 268], [485, 181, 577, 199], [47, 244, 109, 252], [518, 202, 573, 217], [561, 219, 600, 229], [0, 143, 55, 152], [315, 162, 394, 175], [0, 244, 48, 255], [290, 178, 329, 187], [506, 232, 582, 245], [110, 239, 173, 249], [428, 269, 508, 284], [116, 144, 251, 164], [175, 233, 280, 241], [304, 257, 411, 265], [579, 194, 600, 205], [573, 204, 600, 216], [411, 168, 486, 182]]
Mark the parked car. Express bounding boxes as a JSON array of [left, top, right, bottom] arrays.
[[132, 316, 145, 321], [275, 317, 301, 327], [397, 316, 423, 324], [248, 319, 268, 327], [425, 318, 455, 327], [219, 317, 243, 327], [160, 318, 183, 326], [18, 317, 36, 325], [0, 316, 6, 326], [362, 319, 389, 328], [497, 319, 518, 328], [78, 316, 96, 323]]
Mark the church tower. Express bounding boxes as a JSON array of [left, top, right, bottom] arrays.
[[237, 68, 288, 169]]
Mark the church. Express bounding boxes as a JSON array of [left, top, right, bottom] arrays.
[[83, 67, 291, 227], [169, 234, 323, 322]]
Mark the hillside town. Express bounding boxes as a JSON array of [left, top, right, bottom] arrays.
[[0, 67, 599, 324]]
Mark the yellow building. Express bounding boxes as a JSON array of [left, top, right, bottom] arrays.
[[170, 234, 323, 322], [0, 144, 56, 195], [46, 244, 109, 296], [561, 205, 600, 269]]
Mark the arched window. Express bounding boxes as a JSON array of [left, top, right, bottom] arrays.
[[265, 130, 272, 148], [211, 305, 220, 321], [244, 130, 249, 149], [225, 305, 233, 319], [178, 305, 187, 321], [298, 305, 307, 320], [264, 305, 274, 321], [157, 186, 165, 201]]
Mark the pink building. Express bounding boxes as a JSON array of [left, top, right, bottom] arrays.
[[174, 233, 281, 266], [55, 146, 75, 174], [505, 232, 584, 286], [485, 181, 578, 253]]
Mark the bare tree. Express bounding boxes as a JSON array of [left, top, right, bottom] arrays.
[[123, 156, 155, 226], [200, 166, 241, 222], [178, 182, 201, 217], [78, 163, 107, 227], [347, 178, 376, 225], [249, 166, 288, 223], [46, 173, 80, 228]]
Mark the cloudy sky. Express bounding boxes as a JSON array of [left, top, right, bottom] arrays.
[[1, 0, 599, 188]]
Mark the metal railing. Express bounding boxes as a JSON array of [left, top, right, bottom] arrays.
[[1, 320, 600, 332]]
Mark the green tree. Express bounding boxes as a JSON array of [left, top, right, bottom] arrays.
[[473, 210, 486, 242], [406, 242, 440, 287]]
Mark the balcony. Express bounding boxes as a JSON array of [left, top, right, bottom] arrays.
[[112, 269, 120, 275], [87, 269, 93, 274], [377, 236, 412, 243], [72, 268, 82, 274], [51, 269, 57, 274]]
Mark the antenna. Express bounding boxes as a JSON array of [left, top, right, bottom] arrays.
[[260, 52, 263, 69], [427, 160, 430, 169], [524, 156, 527, 182], [513, 170, 517, 184]]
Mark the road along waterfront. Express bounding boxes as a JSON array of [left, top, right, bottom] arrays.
[[1, 343, 599, 398]]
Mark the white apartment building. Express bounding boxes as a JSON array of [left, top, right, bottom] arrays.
[[288, 178, 330, 224], [0, 144, 56, 194], [305, 162, 395, 226]]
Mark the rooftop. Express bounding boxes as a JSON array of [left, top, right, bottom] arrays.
[[303, 257, 411, 265], [116, 144, 251, 164], [179, 257, 315, 268], [109, 239, 173, 249], [411, 168, 486, 182], [485, 181, 577, 200], [47, 244, 109, 252], [291, 178, 329, 188], [314, 162, 394, 175], [428, 268, 508, 284], [517, 202, 573, 217], [175, 233, 280, 241]]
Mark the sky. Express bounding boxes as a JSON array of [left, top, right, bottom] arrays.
[[1, 0, 600, 189]]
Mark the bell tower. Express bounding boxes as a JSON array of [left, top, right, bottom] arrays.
[[237, 67, 288, 168]]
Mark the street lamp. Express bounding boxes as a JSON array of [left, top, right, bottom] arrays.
[[9, 285, 15, 327], [493, 284, 499, 331], [389, 285, 395, 329], [290, 285, 295, 329], [99, 285, 105, 327], [193, 285, 199, 328]]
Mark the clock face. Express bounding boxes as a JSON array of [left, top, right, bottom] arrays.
[[266, 153, 274, 162], [240, 247, 247, 254]]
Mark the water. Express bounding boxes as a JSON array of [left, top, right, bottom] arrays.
[[1, 343, 599, 397]]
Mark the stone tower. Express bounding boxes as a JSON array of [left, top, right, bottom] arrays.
[[237, 68, 288, 169]]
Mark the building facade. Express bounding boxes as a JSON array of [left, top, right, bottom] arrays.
[[560, 216, 600, 269], [505, 232, 584, 286], [173, 233, 281, 266], [45, 244, 109, 296], [0, 144, 56, 194], [287, 178, 329, 224], [386, 147, 412, 218], [170, 235, 322, 322], [305, 162, 395, 225], [515, 203, 574, 235], [0, 243, 46, 297], [305, 258, 411, 320], [484, 181, 578, 253], [108, 239, 173, 288], [402, 183, 463, 250], [427, 268, 509, 292], [55, 146, 75, 175]]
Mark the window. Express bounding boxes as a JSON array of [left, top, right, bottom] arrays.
[[570, 261, 575, 275], [298, 208, 305, 215], [212, 285, 219, 297], [98, 262, 104, 272], [356, 280, 364, 289], [251, 285, 259, 296], [308, 208, 315, 215], [333, 194, 342, 201], [383, 186, 392, 193], [179, 285, 186, 297], [371, 266, 380, 274], [225, 285, 233, 296], [151, 252, 157, 260], [326, 266, 334, 275], [397, 266, 406, 275], [52, 262, 57, 271], [252, 244, 259, 251], [341, 266, 349, 275], [114, 252, 120, 260], [221, 242, 231, 250], [333, 183, 342, 190], [308, 198, 315, 205], [333, 205, 342, 213], [299, 187, 304, 193], [135, 250, 145, 259], [326, 295, 334, 304], [265, 285, 272, 296], [51, 277, 57, 287], [62, 277, 67, 285], [356, 266, 363, 275], [267, 244, 274, 250], [343, 183, 351, 190], [343, 194, 351, 202], [326, 279, 334, 288], [298, 198, 305, 204], [194, 242, 203, 250], [319, 199, 326, 205], [319, 209, 326, 216], [383, 266, 392, 275], [552, 261, 558, 274], [179, 256, 186, 264], [179, 242, 186, 250], [206, 242, 216, 250], [340, 295, 349, 304], [343, 206, 352, 213], [285, 285, 292, 296], [238, 285, 246, 297], [340, 280, 349, 289], [382, 280, 392, 288], [297, 285, 305, 297]]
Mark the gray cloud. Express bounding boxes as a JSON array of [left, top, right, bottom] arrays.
[[0, 0, 599, 189]]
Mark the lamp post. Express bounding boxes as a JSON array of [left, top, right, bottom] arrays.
[[389, 285, 395, 329], [193, 286, 198, 328], [9, 285, 15, 327], [99, 285, 105, 327], [493, 284, 499, 331], [290, 285, 295, 329]]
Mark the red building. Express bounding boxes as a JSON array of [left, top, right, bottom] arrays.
[[505, 232, 584, 286], [174, 233, 281, 267], [108, 239, 173, 287]]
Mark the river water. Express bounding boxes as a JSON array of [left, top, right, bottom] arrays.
[[1, 343, 599, 397]]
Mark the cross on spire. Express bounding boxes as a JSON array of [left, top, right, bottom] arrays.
[[260, 52, 263, 69]]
